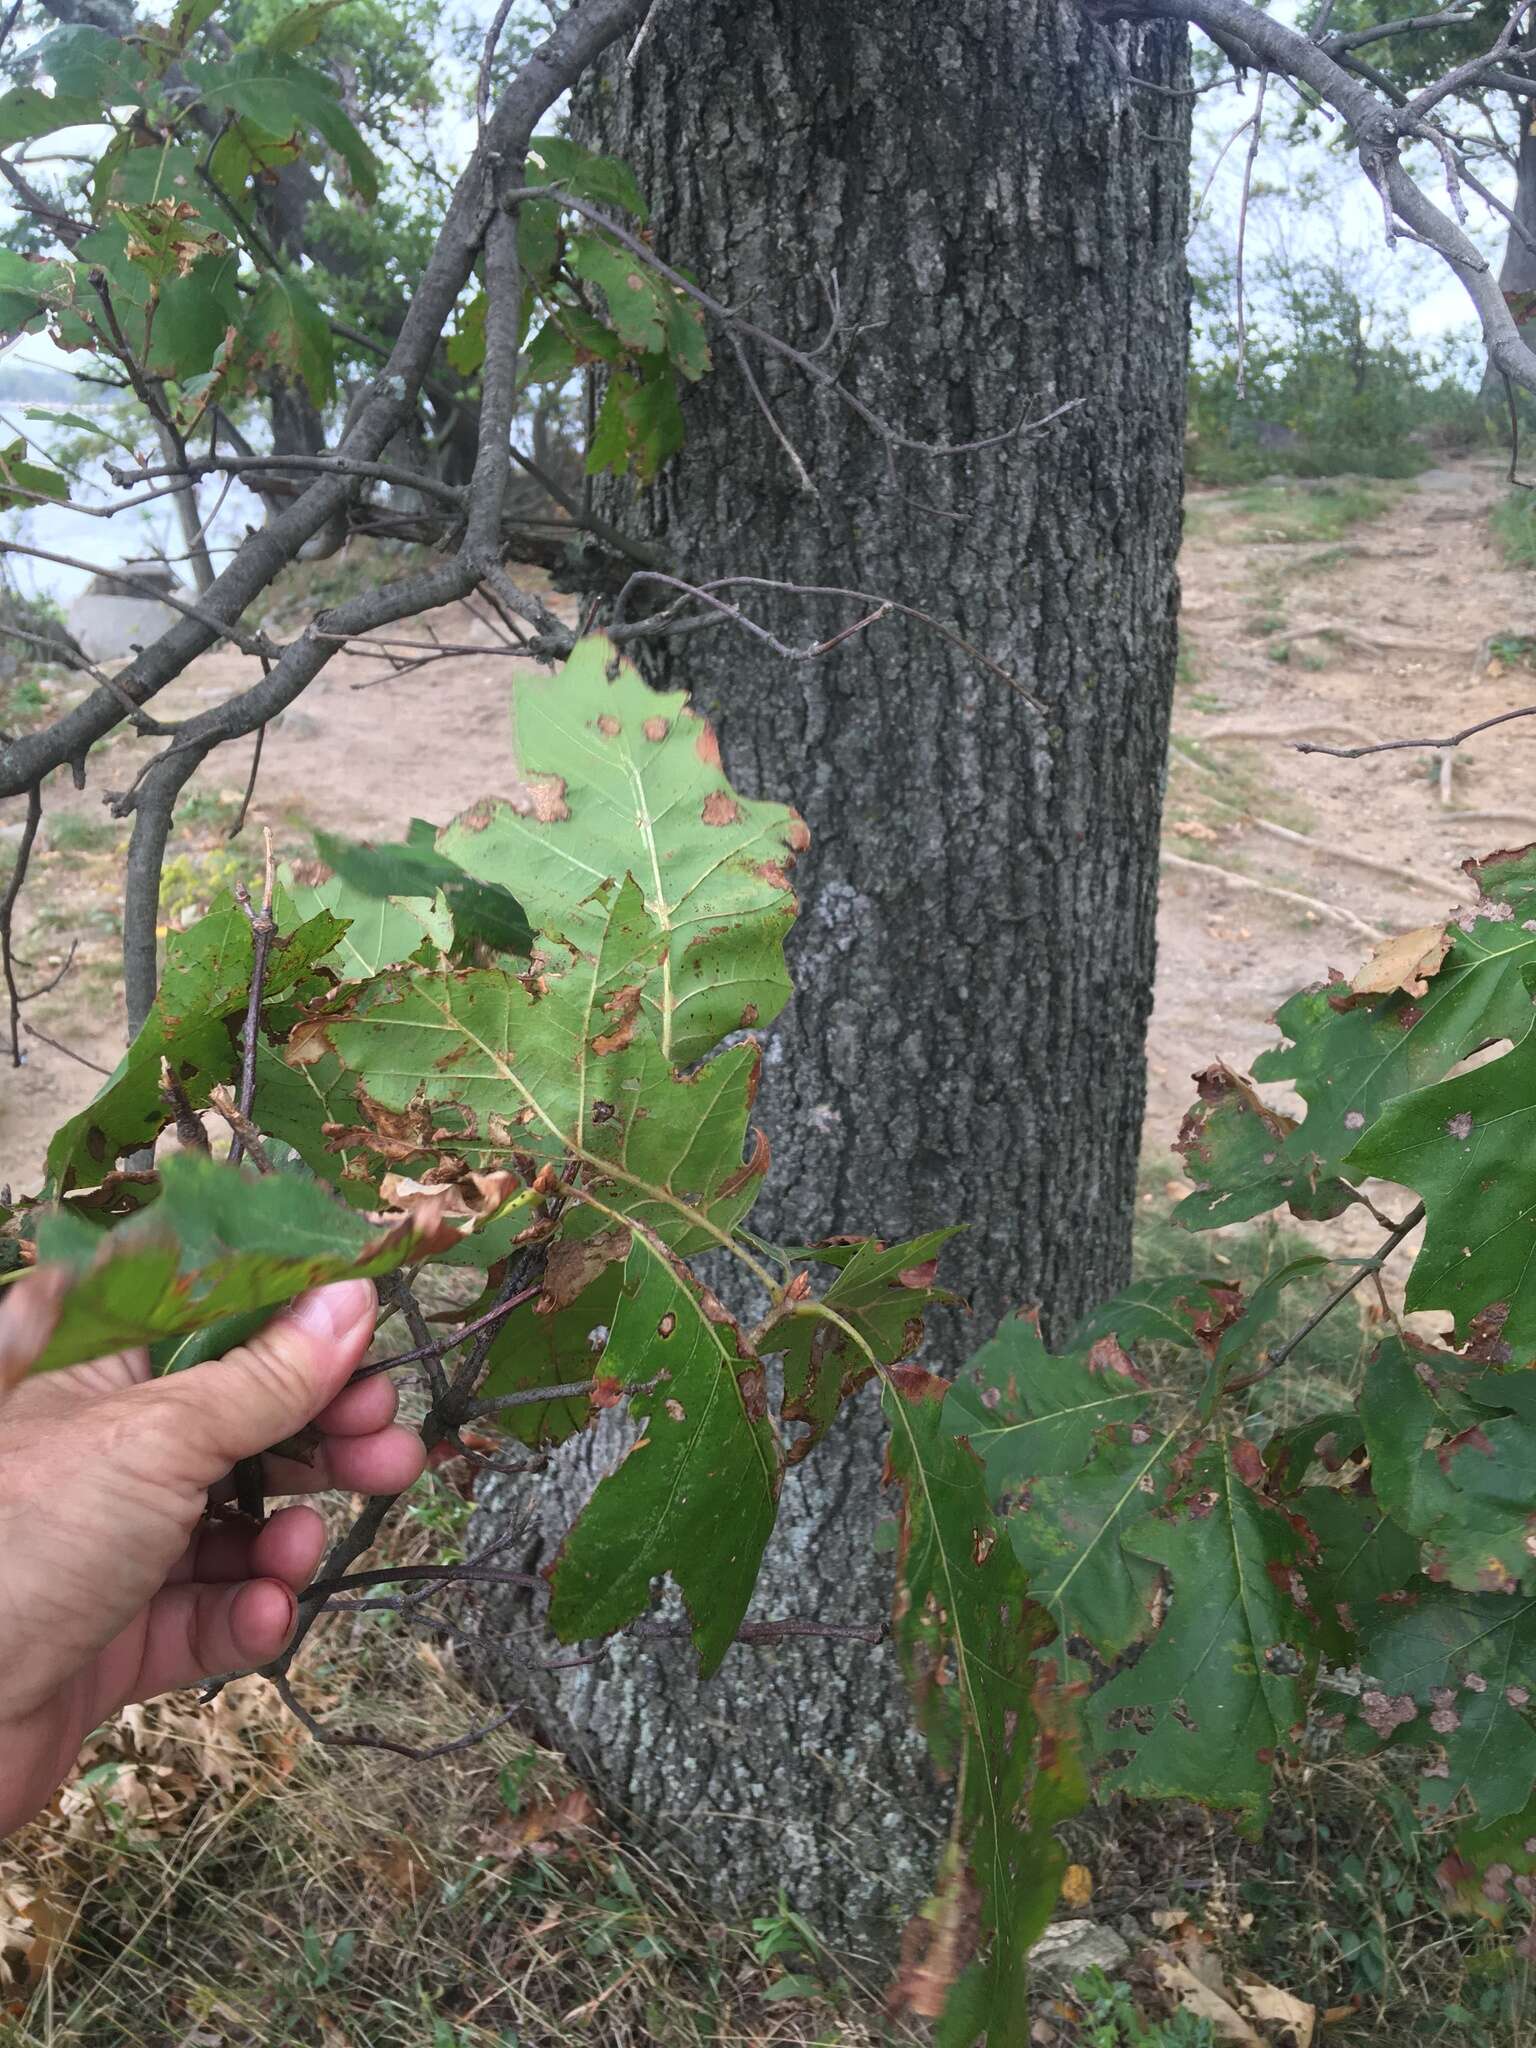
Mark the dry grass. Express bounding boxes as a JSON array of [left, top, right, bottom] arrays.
[[1, 1469, 906, 2048]]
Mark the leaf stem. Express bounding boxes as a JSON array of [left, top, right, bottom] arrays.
[[1230, 1201, 1426, 1393]]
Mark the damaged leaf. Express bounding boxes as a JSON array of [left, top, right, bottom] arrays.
[[1088, 1439, 1319, 1824], [768, 1228, 960, 1459], [44, 897, 344, 1195], [884, 1368, 1083, 2044], [1178, 861, 1536, 1233], [260, 876, 771, 1249], [545, 1232, 782, 1673], [1174, 1062, 1355, 1229], [1360, 1338, 1536, 1595], [1347, 1028, 1536, 1359], [437, 638, 805, 1067], [29, 1151, 472, 1373]]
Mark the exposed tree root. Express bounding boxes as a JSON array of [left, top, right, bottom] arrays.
[[1161, 850, 1387, 940]]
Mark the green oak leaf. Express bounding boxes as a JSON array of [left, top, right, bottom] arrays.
[[1003, 1427, 1174, 1662], [259, 877, 770, 1250], [446, 290, 486, 375], [44, 897, 344, 1195], [1177, 858, 1536, 1232], [31, 1151, 450, 1373], [945, 1309, 1154, 1493], [1348, 1028, 1536, 1357], [1175, 1060, 1356, 1228], [242, 273, 334, 406], [36, 22, 151, 102], [527, 134, 649, 220], [1449, 1782, 1536, 1921], [277, 866, 451, 980], [480, 1261, 622, 1446], [438, 637, 804, 1068], [314, 821, 532, 957], [1295, 1483, 1419, 1664], [1068, 1273, 1236, 1354], [546, 1231, 781, 1673], [1360, 1339, 1536, 1592], [0, 87, 103, 146], [1088, 1438, 1319, 1823], [767, 1229, 961, 1461], [192, 50, 379, 201], [884, 1367, 1083, 2045], [0, 439, 67, 510], [0, 251, 71, 331], [586, 354, 685, 480], [1355, 1586, 1536, 1825]]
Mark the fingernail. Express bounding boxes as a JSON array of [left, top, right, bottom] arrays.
[[284, 1278, 376, 1344]]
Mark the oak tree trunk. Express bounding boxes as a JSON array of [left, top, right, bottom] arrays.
[[473, 0, 1189, 1950]]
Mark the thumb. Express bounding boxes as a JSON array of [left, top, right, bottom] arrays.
[[161, 1278, 378, 1478], [0, 1266, 67, 1398]]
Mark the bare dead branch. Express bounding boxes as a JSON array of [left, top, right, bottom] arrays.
[[1294, 703, 1536, 757]]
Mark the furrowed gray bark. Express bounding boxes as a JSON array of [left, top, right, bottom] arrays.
[[472, 0, 1190, 1948]]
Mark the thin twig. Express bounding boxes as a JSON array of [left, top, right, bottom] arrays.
[[228, 722, 266, 840], [229, 829, 277, 1169], [1228, 1203, 1426, 1390], [1295, 703, 1536, 758], [346, 1283, 543, 1382], [379, 1271, 449, 1407], [20, 1021, 111, 1074], [1, 785, 40, 1069]]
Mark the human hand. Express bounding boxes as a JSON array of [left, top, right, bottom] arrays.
[[0, 1271, 426, 1837]]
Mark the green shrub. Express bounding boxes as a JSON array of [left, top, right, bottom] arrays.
[[1489, 492, 1536, 568], [1188, 252, 1487, 485]]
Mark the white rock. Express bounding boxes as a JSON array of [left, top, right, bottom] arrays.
[[1028, 1917, 1133, 1985]]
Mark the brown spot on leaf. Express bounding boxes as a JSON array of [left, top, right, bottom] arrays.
[[755, 859, 792, 891], [886, 1862, 981, 2024], [898, 1257, 941, 1291], [592, 982, 644, 1056], [591, 1100, 616, 1124], [656, 1312, 677, 1338], [1466, 1302, 1513, 1364], [1192, 1282, 1245, 1359], [664, 1397, 686, 1423], [507, 776, 570, 824], [596, 714, 621, 738], [1360, 1689, 1418, 1736], [642, 716, 669, 741], [1086, 1333, 1149, 1386], [1229, 1437, 1267, 1490], [701, 791, 743, 827], [537, 1227, 630, 1315], [718, 1125, 771, 1199], [740, 1002, 759, 1028], [284, 1013, 337, 1068], [1436, 1424, 1496, 1475], [692, 719, 723, 769], [736, 1364, 767, 1421]]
